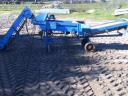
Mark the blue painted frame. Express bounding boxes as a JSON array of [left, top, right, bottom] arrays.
[[0, 7, 128, 51]]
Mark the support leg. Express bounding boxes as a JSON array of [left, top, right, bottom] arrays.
[[44, 30, 50, 52], [81, 36, 90, 47]]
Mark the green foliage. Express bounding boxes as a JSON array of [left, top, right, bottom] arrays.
[[101, 0, 107, 2]]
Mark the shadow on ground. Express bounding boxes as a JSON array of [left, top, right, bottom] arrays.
[[0, 34, 123, 96], [96, 43, 128, 51]]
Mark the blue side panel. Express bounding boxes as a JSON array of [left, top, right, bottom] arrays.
[[39, 20, 83, 34], [0, 7, 33, 49]]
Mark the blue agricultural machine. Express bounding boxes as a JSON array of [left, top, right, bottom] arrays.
[[0, 7, 128, 52]]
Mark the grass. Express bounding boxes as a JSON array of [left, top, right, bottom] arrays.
[[0, 3, 128, 20], [56, 10, 128, 20], [59, 3, 128, 20]]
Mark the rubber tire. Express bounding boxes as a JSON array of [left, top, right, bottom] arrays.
[[84, 42, 95, 52]]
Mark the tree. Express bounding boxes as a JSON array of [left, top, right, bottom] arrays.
[[101, 0, 106, 2]]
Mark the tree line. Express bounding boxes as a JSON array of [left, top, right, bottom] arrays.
[[0, 0, 101, 4]]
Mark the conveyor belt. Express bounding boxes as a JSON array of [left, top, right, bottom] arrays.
[[84, 20, 128, 35], [0, 7, 32, 49], [92, 21, 126, 29]]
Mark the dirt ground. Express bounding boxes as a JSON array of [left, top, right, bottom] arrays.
[[0, 14, 128, 96]]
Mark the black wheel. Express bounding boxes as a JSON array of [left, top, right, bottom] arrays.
[[84, 42, 95, 52]]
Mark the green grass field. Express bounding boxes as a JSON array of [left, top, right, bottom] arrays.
[[0, 3, 128, 20]]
